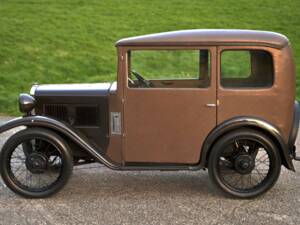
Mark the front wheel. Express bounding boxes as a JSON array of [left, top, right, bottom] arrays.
[[208, 129, 281, 198], [0, 128, 73, 198]]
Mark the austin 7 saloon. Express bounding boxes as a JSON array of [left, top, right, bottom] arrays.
[[0, 29, 299, 198]]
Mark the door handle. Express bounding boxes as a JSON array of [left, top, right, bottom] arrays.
[[161, 81, 173, 85], [206, 103, 217, 107]]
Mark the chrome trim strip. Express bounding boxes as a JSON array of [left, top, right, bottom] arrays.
[[30, 84, 39, 96]]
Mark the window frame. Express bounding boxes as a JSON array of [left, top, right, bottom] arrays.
[[126, 47, 213, 89], [219, 48, 275, 90]]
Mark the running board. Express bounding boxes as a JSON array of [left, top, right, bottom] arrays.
[[119, 165, 203, 171]]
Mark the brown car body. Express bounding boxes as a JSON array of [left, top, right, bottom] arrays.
[[112, 30, 297, 169], [0, 29, 299, 198]]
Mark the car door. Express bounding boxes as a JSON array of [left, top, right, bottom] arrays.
[[123, 47, 217, 164]]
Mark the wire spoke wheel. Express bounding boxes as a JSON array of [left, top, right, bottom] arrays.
[[218, 138, 270, 192], [9, 138, 63, 192], [0, 128, 73, 198], [208, 129, 281, 198]]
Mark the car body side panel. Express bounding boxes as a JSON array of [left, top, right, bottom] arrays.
[[217, 45, 295, 144], [105, 48, 126, 164], [106, 93, 124, 164]]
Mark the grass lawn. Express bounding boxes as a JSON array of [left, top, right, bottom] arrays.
[[0, 0, 299, 115]]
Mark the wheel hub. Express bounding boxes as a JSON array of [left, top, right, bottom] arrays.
[[25, 152, 48, 174], [234, 154, 255, 174]]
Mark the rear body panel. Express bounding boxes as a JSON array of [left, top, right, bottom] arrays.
[[217, 45, 296, 143]]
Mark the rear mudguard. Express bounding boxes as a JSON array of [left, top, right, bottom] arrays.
[[199, 116, 295, 171], [0, 116, 121, 170]]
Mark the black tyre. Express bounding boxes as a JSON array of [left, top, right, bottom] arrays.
[[0, 128, 73, 198], [208, 129, 281, 198]]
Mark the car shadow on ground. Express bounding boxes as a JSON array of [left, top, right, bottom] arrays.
[[53, 164, 296, 202], [61, 165, 223, 199]]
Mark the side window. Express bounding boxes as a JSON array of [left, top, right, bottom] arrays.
[[221, 50, 274, 88], [128, 50, 210, 88]]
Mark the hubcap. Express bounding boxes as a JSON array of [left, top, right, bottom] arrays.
[[25, 152, 48, 174], [234, 154, 255, 174]]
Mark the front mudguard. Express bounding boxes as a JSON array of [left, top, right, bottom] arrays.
[[0, 116, 119, 169]]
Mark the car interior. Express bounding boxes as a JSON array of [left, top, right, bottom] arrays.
[[127, 49, 211, 89]]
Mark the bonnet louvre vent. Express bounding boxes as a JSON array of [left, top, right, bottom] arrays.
[[44, 104, 68, 122], [43, 104, 99, 127]]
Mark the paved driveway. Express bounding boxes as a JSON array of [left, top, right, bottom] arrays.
[[0, 117, 300, 225]]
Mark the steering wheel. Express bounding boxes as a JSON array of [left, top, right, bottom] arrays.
[[131, 70, 154, 88]]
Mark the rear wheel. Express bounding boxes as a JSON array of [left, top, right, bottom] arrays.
[[0, 128, 73, 198], [208, 129, 281, 198]]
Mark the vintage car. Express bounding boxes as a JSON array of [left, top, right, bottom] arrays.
[[0, 29, 299, 198]]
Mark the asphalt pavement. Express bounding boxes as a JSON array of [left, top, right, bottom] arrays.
[[0, 116, 300, 225]]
